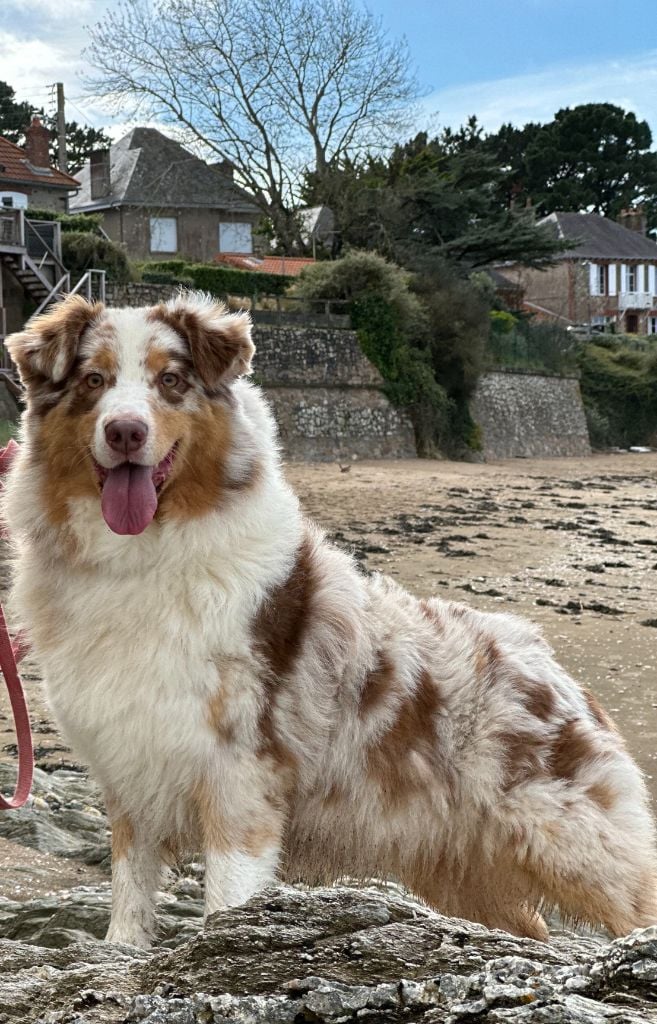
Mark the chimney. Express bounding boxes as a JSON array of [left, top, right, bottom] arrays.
[[617, 207, 647, 235], [90, 149, 111, 200], [210, 159, 234, 181], [24, 116, 51, 168]]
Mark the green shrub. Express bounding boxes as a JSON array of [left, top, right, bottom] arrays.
[[298, 254, 455, 455], [578, 342, 657, 447], [140, 260, 189, 276], [26, 208, 105, 234], [490, 309, 517, 334], [62, 232, 133, 284], [187, 263, 289, 297]]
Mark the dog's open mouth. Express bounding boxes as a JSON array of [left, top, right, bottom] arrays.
[[93, 443, 179, 536]]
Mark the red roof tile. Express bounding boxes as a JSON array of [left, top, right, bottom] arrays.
[[214, 252, 315, 276], [0, 135, 79, 190]]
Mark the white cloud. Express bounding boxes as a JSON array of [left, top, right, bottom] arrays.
[[421, 51, 657, 134]]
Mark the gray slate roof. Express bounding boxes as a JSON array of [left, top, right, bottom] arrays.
[[540, 211, 657, 261], [70, 128, 259, 215]]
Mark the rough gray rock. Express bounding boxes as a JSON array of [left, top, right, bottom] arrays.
[[1, 885, 657, 1024], [0, 764, 110, 866]]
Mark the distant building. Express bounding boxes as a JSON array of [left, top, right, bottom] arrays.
[[500, 210, 657, 334], [71, 128, 261, 263], [0, 117, 79, 213]]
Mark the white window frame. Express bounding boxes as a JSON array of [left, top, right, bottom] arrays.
[[627, 264, 637, 292], [149, 216, 178, 253], [649, 316, 657, 335], [597, 265, 606, 295], [219, 221, 253, 254]]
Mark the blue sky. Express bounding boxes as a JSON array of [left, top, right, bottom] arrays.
[[2, 0, 657, 138]]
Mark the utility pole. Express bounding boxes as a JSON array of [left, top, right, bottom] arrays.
[[56, 82, 67, 174]]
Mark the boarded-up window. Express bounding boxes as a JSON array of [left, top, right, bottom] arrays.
[[150, 217, 177, 253], [219, 221, 252, 253]]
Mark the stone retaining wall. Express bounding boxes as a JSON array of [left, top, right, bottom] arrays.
[[254, 326, 416, 461], [105, 282, 180, 307], [471, 370, 591, 460]]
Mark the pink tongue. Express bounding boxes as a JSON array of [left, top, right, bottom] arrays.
[[100, 464, 158, 535]]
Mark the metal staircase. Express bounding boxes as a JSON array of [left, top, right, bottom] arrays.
[[0, 209, 106, 369]]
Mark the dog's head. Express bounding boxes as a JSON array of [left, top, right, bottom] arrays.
[[6, 292, 255, 535]]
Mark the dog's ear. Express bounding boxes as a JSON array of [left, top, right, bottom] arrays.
[[6, 295, 103, 387], [150, 295, 254, 390]]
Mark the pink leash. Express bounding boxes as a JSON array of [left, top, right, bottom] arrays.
[[0, 439, 33, 810]]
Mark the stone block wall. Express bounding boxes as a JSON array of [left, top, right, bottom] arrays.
[[105, 282, 181, 307], [471, 370, 591, 460], [254, 326, 416, 461]]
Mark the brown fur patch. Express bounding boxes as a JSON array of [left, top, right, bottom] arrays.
[[359, 651, 397, 718], [475, 638, 502, 679], [34, 401, 101, 527], [156, 402, 232, 522], [192, 778, 231, 853], [254, 536, 315, 680], [366, 669, 450, 804], [206, 684, 235, 744], [582, 688, 617, 733], [251, 537, 316, 779], [148, 303, 253, 389], [242, 821, 279, 857], [587, 781, 616, 810], [110, 812, 134, 861], [550, 719, 595, 781], [7, 295, 103, 401], [518, 679, 556, 722], [500, 729, 546, 791]]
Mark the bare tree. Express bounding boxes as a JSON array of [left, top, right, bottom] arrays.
[[84, 0, 417, 250]]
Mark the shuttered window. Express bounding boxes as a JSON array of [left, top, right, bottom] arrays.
[[150, 217, 177, 253]]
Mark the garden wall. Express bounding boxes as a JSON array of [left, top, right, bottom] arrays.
[[471, 370, 591, 460], [254, 325, 416, 461]]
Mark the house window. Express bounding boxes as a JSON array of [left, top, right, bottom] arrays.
[[149, 217, 177, 253], [596, 265, 606, 295], [626, 265, 637, 292], [649, 317, 657, 335], [219, 221, 252, 253]]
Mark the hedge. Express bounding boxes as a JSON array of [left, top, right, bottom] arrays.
[[142, 260, 289, 297], [26, 208, 104, 234]]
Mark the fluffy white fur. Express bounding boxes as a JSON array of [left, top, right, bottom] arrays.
[[3, 292, 656, 948]]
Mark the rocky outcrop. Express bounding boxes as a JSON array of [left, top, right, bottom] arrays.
[[1, 885, 657, 1023]]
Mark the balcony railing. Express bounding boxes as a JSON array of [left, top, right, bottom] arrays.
[[618, 291, 654, 310], [0, 209, 25, 248]]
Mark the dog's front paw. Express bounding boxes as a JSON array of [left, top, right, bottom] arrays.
[[105, 921, 152, 949]]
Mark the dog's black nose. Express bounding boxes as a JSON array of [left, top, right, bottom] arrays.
[[104, 419, 149, 455]]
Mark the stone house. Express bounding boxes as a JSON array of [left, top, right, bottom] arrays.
[[0, 121, 80, 346], [70, 128, 261, 263], [500, 210, 657, 334], [0, 117, 79, 213]]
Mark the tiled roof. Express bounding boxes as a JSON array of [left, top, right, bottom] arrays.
[[71, 127, 259, 214], [0, 135, 79, 190], [214, 253, 316, 276], [540, 211, 657, 260]]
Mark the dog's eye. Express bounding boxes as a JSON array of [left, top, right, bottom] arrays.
[[86, 373, 104, 389], [161, 372, 180, 389]]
